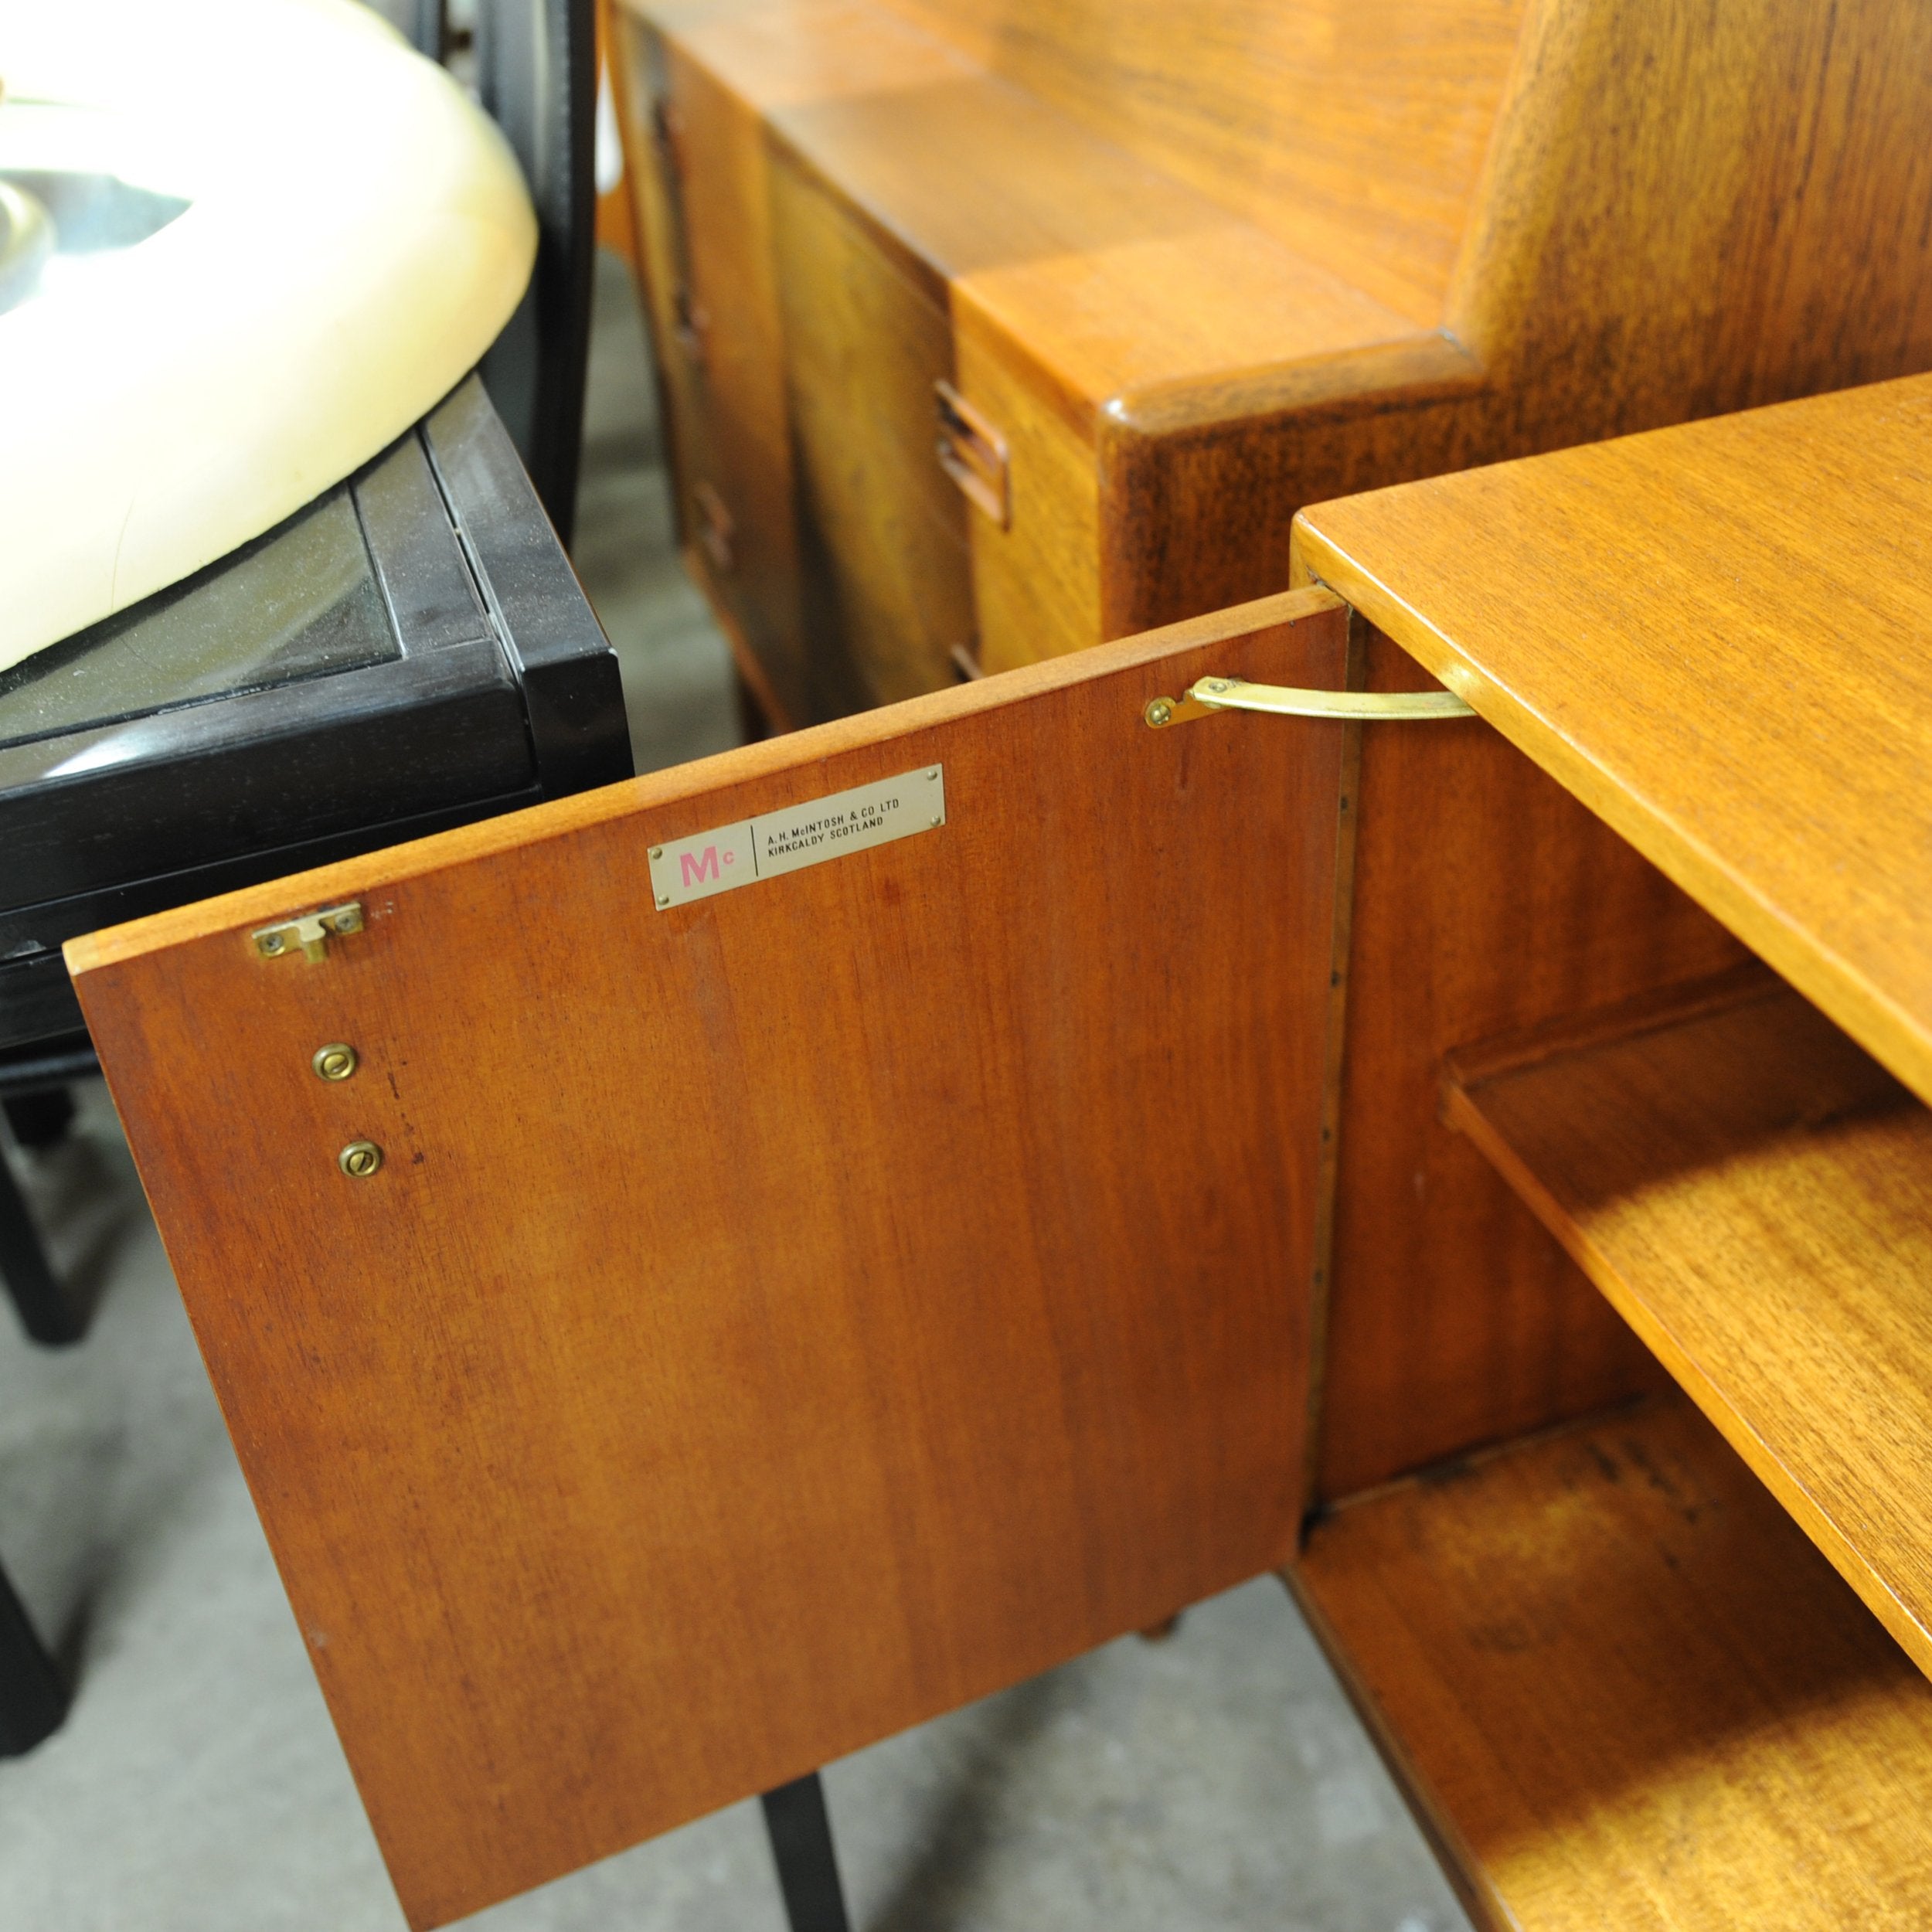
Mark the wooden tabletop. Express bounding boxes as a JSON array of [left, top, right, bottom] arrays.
[[1294, 374, 1932, 1107]]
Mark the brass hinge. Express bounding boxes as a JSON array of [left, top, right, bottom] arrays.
[[252, 902, 364, 963], [1143, 675, 1474, 729]]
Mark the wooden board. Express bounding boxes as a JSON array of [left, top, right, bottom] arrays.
[[1292, 374, 1932, 1110], [1314, 628, 1738, 1500], [1296, 1395, 1932, 1932], [1444, 966, 1932, 1680], [67, 590, 1350, 1929]]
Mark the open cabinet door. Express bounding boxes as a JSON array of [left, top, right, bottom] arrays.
[[67, 589, 1350, 1930]]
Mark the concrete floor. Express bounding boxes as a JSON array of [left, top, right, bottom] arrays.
[[0, 253, 1475, 1932]]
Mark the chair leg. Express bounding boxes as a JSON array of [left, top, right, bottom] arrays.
[[760, 1771, 852, 1932], [0, 1145, 80, 1346], [3, 1089, 76, 1151], [0, 1557, 68, 1757]]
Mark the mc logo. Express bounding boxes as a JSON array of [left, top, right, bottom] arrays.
[[679, 844, 737, 888]]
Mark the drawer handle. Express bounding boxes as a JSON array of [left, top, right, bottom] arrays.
[[1143, 675, 1474, 728], [934, 380, 1009, 528]]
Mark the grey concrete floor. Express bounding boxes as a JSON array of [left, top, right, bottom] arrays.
[[0, 253, 1475, 1932]]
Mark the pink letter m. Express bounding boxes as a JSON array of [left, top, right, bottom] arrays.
[[680, 845, 721, 887]]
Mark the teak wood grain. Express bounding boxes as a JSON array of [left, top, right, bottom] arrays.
[[1313, 627, 1739, 1499], [1444, 967, 1932, 1682], [1296, 1396, 1932, 1932], [617, 0, 1932, 718], [1294, 373, 1932, 1113], [871, 0, 1522, 326], [68, 592, 1349, 1930], [770, 143, 975, 709]]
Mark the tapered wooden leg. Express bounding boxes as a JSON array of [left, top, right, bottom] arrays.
[[760, 1772, 851, 1932], [0, 1558, 67, 1757]]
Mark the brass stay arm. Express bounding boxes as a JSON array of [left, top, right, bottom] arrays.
[[1143, 675, 1474, 729]]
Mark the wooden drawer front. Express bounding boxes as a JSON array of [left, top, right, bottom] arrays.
[[612, 18, 808, 723], [771, 148, 975, 713], [955, 316, 1102, 674]]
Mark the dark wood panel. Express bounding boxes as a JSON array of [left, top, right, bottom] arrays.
[[1315, 628, 1743, 1501], [71, 590, 1349, 1929]]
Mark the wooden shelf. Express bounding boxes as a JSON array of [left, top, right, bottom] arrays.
[[1294, 1396, 1932, 1932], [1440, 966, 1932, 1678], [1291, 376, 1932, 1111]]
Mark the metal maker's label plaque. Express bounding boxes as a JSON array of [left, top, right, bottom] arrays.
[[649, 766, 946, 910]]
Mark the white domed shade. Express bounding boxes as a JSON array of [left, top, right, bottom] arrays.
[[0, 0, 537, 672]]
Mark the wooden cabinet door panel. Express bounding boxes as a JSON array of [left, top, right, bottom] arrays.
[[68, 592, 1349, 1930]]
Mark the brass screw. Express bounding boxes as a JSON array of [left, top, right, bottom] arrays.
[[1144, 698, 1174, 728], [260, 933, 287, 956], [312, 1043, 358, 1083], [338, 1140, 383, 1179], [650, 846, 664, 860]]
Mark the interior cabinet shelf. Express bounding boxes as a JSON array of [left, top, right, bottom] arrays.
[[1440, 965, 1932, 1678], [1295, 1394, 1932, 1932]]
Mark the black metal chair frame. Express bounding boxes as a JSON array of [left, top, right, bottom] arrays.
[[0, 1037, 91, 1758]]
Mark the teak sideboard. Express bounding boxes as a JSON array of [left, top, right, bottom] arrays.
[[607, 0, 1932, 725], [63, 372, 1932, 1930]]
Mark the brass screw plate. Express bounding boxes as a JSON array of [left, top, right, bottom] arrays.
[[338, 1140, 383, 1179], [313, 1043, 358, 1082]]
